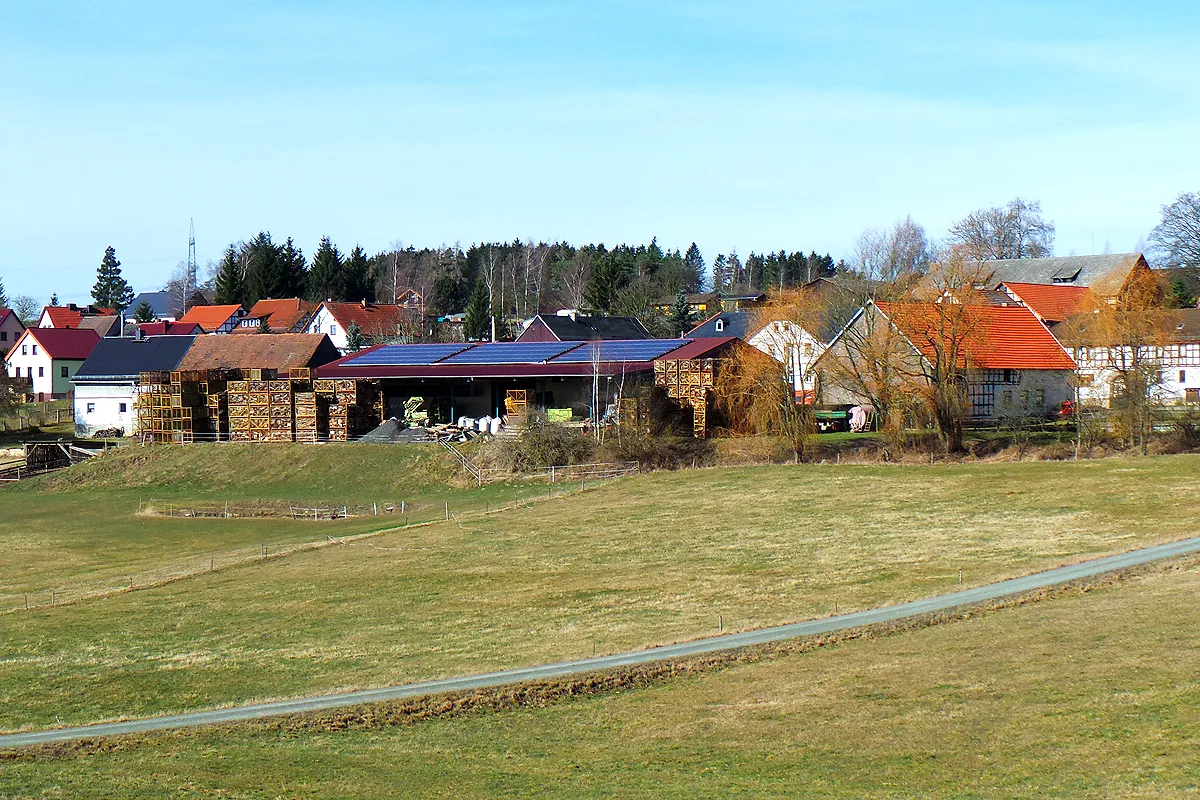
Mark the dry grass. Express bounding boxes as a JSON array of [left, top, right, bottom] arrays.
[[0, 454, 1198, 733], [3, 558, 1199, 797]]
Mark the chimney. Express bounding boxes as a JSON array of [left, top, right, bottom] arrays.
[[360, 299, 367, 309]]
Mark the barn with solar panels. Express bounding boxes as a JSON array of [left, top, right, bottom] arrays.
[[318, 337, 743, 432]]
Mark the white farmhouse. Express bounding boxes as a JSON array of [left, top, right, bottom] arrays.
[[7, 328, 101, 401], [71, 335, 196, 437]]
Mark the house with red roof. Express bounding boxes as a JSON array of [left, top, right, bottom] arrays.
[[999, 282, 1101, 325], [302, 301, 414, 353], [36, 303, 117, 330], [137, 321, 203, 337], [232, 298, 316, 335], [7, 328, 102, 400], [176, 304, 246, 334], [0, 308, 26, 355], [816, 300, 1076, 420]]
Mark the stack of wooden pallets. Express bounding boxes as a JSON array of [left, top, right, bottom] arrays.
[[654, 358, 716, 438]]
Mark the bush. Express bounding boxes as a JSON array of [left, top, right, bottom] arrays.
[[600, 435, 715, 471], [1151, 411, 1200, 455], [500, 420, 596, 472]]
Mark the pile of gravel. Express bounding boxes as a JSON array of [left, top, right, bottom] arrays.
[[358, 419, 431, 444]]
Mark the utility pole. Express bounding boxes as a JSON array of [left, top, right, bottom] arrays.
[[184, 218, 198, 316]]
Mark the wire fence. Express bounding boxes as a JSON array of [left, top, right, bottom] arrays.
[[4, 468, 640, 615]]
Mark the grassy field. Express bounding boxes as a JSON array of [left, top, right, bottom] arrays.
[[1, 451, 1198, 733], [4, 558, 1198, 797], [0, 443, 565, 600]]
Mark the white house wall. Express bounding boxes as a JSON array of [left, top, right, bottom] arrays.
[[304, 307, 348, 352], [74, 382, 137, 436], [747, 321, 826, 395], [1069, 343, 1200, 406]]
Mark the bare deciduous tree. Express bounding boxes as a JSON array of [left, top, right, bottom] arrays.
[[854, 215, 934, 282], [946, 197, 1055, 260], [1148, 191, 1200, 268]]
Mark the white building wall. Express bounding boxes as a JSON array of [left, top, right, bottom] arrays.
[[748, 321, 827, 398], [1069, 343, 1200, 406], [7, 340, 56, 398], [303, 307, 348, 352], [74, 382, 137, 436]]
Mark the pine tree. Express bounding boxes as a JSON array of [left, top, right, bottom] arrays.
[[92, 246, 134, 309], [339, 245, 374, 302], [133, 301, 155, 323], [50, 292, 59, 306], [684, 243, 705, 292], [345, 322, 365, 352], [306, 236, 343, 301], [213, 245, 245, 306], [0, 276, 7, 308], [463, 279, 491, 341], [280, 237, 307, 298], [669, 289, 694, 337], [258, 317, 272, 334], [243, 232, 281, 304]]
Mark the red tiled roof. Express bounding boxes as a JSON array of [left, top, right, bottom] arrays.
[[877, 302, 1076, 371], [23, 328, 101, 359], [41, 306, 84, 328], [177, 304, 244, 332], [1000, 282, 1100, 324], [177, 333, 340, 371], [317, 302, 410, 337], [233, 298, 315, 334], [139, 321, 203, 336]]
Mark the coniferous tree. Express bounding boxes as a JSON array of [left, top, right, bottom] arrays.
[[669, 288, 695, 337], [213, 244, 245, 306], [133, 301, 155, 323], [0, 277, 7, 308], [307, 236, 343, 301], [463, 279, 491, 341], [339, 245, 374, 302], [684, 243, 705, 292], [92, 246, 134, 309], [243, 232, 282, 304], [345, 322, 365, 352], [50, 292, 59, 306], [280, 237, 307, 298]]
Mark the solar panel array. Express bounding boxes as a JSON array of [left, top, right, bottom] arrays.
[[549, 339, 691, 363], [440, 341, 582, 365], [341, 343, 473, 366]]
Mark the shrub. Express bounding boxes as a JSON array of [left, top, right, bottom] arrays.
[[501, 419, 596, 472]]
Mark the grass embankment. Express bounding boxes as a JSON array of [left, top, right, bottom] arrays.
[[1, 453, 1198, 732], [5, 559, 1199, 797], [0, 444, 558, 603]]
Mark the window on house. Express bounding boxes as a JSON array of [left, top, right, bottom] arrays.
[[0, 332, 6, 342], [715, 320, 724, 333], [86, 403, 95, 413], [32, 345, 37, 355], [26, 367, 32, 378], [1187, 388, 1200, 404], [1020, 390, 1030, 409], [21, 345, 27, 355], [61, 366, 68, 378], [330, 325, 338, 336], [1180, 370, 1187, 383], [1003, 368, 1015, 383], [119, 402, 127, 413], [38, 367, 44, 377]]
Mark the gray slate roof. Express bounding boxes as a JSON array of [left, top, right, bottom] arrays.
[[687, 311, 756, 340], [129, 291, 175, 319], [980, 253, 1145, 289], [536, 314, 649, 341], [74, 336, 196, 380]]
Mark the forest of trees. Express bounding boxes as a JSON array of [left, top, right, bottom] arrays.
[[203, 232, 843, 335]]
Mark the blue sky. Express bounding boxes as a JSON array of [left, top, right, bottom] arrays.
[[2, 1, 1199, 304]]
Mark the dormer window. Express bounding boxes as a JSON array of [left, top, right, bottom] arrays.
[[715, 320, 724, 333]]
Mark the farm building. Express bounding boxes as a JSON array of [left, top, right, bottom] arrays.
[[978, 253, 1153, 300], [176, 304, 246, 334], [7, 328, 101, 401], [72, 335, 196, 437], [817, 301, 1077, 420], [515, 312, 649, 343], [0, 308, 26, 355], [318, 337, 742, 434], [303, 301, 416, 353], [233, 298, 316, 334]]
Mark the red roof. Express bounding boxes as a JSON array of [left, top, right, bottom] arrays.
[[1000, 282, 1099, 324], [24, 328, 101, 359], [139, 321, 203, 336], [233, 299, 315, 334], [177, 304, 245, 332], [41, 306, 84, 328], [877, 302, 1075, 371], [316, 302, 410, 337]]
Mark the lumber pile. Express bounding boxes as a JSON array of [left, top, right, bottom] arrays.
[[137, 369, 230, 443], [314, 379, 383, 441], [654, 358, 716, 438]]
